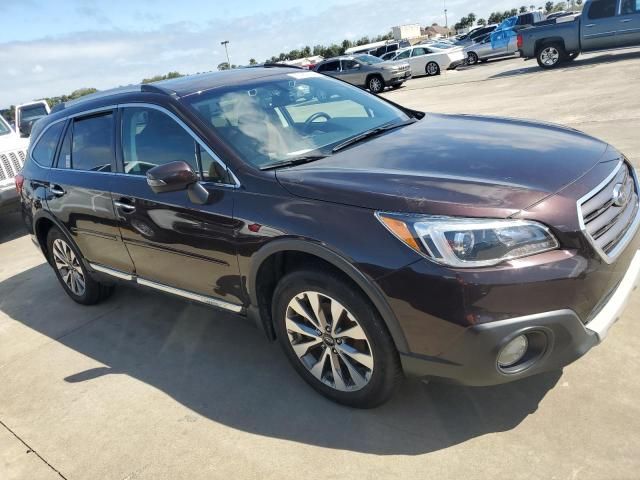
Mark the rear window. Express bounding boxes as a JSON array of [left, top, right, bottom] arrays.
[[588, 0, 617, 18], [31, 122, 64, 166], [317, 61, 339, 72]]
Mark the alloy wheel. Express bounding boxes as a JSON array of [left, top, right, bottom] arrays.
[[52, 238, 86, 296], [426, 62, 439, 75], [541, 47, 559, 66], [369, 77, 383, 93], [284, 291, 374, 392], [467, 52, 478, 65]]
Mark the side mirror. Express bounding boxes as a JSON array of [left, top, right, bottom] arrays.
[[146, 160, 212, 205], [146, 161, 197, 193]]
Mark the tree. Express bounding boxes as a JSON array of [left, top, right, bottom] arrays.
[[545, 1, 554, 12], [520, 5, 528, 12], [217, 62, 230, 71], [477, 18, 487, 26], [249, 58, 257, 65], [552, 1, 567, 10], [466, 12, 477, 24]]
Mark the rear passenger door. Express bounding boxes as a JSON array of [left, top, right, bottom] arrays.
[[618, 0, 640, 46], [46, 110, 136, 274], [110, 104, 242, 306], [582, 0, 621, 50], [316, 60, 341, 78]]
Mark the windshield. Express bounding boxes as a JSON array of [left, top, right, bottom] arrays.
[[20, 104, 48, 122], [355, 54, 383, 65], [0, 116, 11, 136], [184, 72, 409, 168], [431, 43, 455, 49]]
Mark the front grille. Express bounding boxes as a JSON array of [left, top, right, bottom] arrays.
[[578, 161, 640, 262], [0, 149, 27, 182]]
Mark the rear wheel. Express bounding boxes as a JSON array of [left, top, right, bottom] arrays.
[[425, 62, 440, 76], [367, 75, 385, 94], [47, 228, 112, 305], [273, 269, 402, 408], [536, 42, 566, 69]]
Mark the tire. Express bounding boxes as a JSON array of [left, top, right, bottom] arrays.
[[536, 42, 566, 69], [467, 52, 479, 65], [367, 75, 385, 94], [273, 269, 402, 408], [425, 61, 440, 76], [46, 227, 113, 305]]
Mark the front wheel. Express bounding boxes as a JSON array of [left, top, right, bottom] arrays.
[[273, 269, 402, 408], [467, 52, 479, 65], [367, 75, 385, 94], [425, 61, 440, 76], [536, 43, 566, 69]]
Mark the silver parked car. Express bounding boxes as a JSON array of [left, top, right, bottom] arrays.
[[464, 33, 519, 65], [314, 54, 411, 94]]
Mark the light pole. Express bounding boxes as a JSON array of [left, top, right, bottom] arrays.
[[444, 0, 448, 29], [220, 40, 231, 69]]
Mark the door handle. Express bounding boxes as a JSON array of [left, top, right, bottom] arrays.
[[50, 184, 65, 196], [114, 199, 136, 213], [620, 18, 632, 23], [585, 23, 596, 27]]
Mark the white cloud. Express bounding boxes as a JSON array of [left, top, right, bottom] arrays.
[[0, 0, 518, 106]]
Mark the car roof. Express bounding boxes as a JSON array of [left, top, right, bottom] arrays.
[[53, 66, 303, 113]]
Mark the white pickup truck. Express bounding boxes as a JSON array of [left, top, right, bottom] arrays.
[[0, 114, 29, 214]]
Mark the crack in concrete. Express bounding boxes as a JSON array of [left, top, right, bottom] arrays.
[[0, 420, 68, 480]]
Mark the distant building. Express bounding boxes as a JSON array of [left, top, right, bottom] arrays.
[[422, 24, 454, 38], [392, 24, 422, 41]]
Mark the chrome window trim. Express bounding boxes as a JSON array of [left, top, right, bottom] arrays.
[[89, 263, 135, 281], [576, 159, 640, 264], [117, 102, 240, 188]]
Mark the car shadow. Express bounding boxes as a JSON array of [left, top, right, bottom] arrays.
[[0, 210, 26, 244], [490, 49, 640, 79], [0, 264, 561, 456]]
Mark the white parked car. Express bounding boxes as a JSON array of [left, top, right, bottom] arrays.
[[387, 44, 466, 77], [15, 100, 50, 138], [0, 114, 29, 213]]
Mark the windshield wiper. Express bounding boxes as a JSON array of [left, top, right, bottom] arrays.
[[260, 155, 327, 171], [331, 119, 417, 153]]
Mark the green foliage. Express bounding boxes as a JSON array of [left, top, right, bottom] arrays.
[[477, 18, 487, 26], [141, 71, 183, 84], [266, 31, 393, 63], [454, 13, 477, 31], [545, 1, 554, 12]]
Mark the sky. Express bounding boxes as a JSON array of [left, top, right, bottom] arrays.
[[0, 0, 520, 107]]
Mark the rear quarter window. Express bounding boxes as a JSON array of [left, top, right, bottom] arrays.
[[31, 122, 64, 166]]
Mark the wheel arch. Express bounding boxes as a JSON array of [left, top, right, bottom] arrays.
[[365, 73, 385, 88], [33, 211, 74, 264], [535, 37, 566, 55], [247, 239, 409, 353]]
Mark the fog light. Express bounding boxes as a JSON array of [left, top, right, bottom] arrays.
[[498, 335, 528, 368]]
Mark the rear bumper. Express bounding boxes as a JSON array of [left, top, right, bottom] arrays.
[[401, 249, 640, 386]]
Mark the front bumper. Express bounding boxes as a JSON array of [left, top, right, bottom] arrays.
[[386, 71, 412, 83], [447, 59, 465, 70], [400, 249, 640, 386]]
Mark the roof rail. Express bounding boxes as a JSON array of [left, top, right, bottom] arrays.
[[262, 63, 305, 69]]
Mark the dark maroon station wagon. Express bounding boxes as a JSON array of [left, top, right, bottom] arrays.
[[17, 67, 640, 407]]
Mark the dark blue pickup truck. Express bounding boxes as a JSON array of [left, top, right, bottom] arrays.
[[518, 0, 640, 68]]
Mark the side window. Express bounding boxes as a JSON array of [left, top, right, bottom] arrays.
[[70, 113, 114, 172], [31, 122, 64, 166], [411, 48, 427, 57], [341, 60, 358, 70], [199, 146, 230, 183], [588, 0, 617, 18], [121, 107, 197, 176], [320, 61, 340, 72], [621, 0, 640, 13], [395, 50, 411, 59]]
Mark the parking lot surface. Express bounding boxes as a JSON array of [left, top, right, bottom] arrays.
[[2, 50, 640, 480]]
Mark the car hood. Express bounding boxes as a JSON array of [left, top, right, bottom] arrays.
[[276, 113, 613, 218]]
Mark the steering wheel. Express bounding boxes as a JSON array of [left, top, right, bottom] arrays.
[[303, 112, 332, 131]]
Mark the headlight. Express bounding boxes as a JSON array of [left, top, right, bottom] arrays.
[[376, 213, 559, 268]]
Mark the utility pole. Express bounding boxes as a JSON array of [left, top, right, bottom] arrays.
[[444, 0, 448, 29], [220, 40, 231, 69]]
